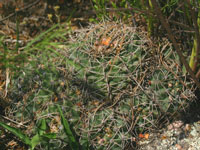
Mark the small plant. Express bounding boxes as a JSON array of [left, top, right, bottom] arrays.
[[0, 106, 88, 150], [0, 11, 26, 70], [0, 119, 57, 150], [0, 14, 26, 100], [0, 22, 86, 149]]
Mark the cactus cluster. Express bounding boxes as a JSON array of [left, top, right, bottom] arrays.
[[5, 22, 196, 149], [62, 21, 196, 149]]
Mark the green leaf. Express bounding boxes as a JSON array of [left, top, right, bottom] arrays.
[[41, 133, 57, 139], [56, 105, 80, 150], [111, 2, 117, 8], [31, 134, 40, 149], [38, 119, 47, 136], [0, 122, 31, 146]]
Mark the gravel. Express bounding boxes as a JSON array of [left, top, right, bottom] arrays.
[[138, 120, 200, 150]]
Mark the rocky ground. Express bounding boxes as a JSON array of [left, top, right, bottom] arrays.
[[139, 120, 200, 150], [139, 97, 200, 150]]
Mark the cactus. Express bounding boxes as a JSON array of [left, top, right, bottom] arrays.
[[66, 22, 151, 101], [63, 22, 196, 149]]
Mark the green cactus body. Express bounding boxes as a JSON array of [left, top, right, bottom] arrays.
[[67, 23, 149, 101], [65, 22, 196, 148]]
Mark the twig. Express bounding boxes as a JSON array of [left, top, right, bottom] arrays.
[[105, 7, 152, 16], [0, 0, 41, 24], [168, 20, 195, 31], [3, 68, 10, 98], [1, 115, 28, 128], [196, 68, 200, 78]]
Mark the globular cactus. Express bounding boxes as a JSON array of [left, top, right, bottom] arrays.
[[63, 22, 196, 149], [66, 22, 151, 101]]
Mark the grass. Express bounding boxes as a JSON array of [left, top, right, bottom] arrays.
[[0, 23, 83, 149], [0, 107, 82, 150]]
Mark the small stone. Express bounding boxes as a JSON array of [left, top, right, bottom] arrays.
[[168, 120, 184, 130], [190, 128, 198, 137], [175, 144, 182, 150]]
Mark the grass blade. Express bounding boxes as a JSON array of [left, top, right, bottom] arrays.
[[24, 24, 59, 52], [38, 119, 47, 135], [31, 134, 40, 149], [56, 105, 80, 150], [0, 121, 31, 146], [41, 133, 57, 139]]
